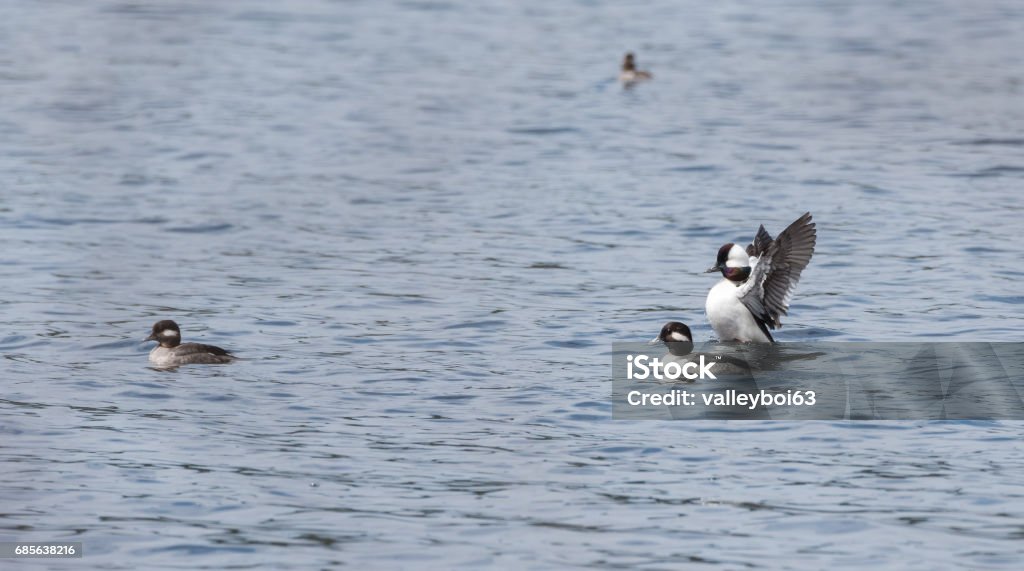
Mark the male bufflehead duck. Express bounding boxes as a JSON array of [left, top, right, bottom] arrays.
[[651, 321, 752, 376], [144, 320, 234, 367], [704, 212, 816, 343], [620, 52, 652, 83]]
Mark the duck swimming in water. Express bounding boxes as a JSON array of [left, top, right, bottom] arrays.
[[144, 319, 234, 367], [651, 321, 753, 377], [620, 52, 652, 84]]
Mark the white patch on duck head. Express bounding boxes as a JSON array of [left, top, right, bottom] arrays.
[[669, 331, 690, 342], [725, 243, 750, 268]]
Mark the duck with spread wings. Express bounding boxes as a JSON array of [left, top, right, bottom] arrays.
[[704, 213, 817, 342]]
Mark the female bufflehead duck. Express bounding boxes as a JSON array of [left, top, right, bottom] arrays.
[[620, 52, 652, 83], [144, 320, 234, 367], [705, 213, 816, 343], [651, 321, 752, 377]]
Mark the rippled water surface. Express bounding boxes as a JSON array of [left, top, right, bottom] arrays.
[[3, 0, 1024, 568]]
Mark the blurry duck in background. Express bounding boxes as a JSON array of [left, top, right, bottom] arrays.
[[620, 52, 652, 84]]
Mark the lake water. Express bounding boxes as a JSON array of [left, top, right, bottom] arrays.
[[2, 0, 1024, 568]]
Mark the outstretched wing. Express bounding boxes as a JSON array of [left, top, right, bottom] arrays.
[[738, 212, 816, 329], [746, 224, 773, 258]]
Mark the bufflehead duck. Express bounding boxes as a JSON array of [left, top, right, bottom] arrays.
[[651, 321, 752, 376], [704, 212, 816, 343], [620, 52, 652, 83], [652, 321, 696, 356], [144, 320, 234, 367]]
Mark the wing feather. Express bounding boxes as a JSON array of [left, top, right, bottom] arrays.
[[176, 342, 232, 357], [746, 224, 773, 258], [738, 212, 816, 329]]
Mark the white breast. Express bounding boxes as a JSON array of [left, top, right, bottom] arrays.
[[149, 346, 175, 367], [705, 279, 771, 343]]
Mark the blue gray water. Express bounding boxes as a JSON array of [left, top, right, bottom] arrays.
[[2, 0, 1024, 568]]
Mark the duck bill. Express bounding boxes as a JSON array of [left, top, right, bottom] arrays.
[[648, 336, 662, 345], [143, 333, 156, 342], [704, 265, 721, 274]]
